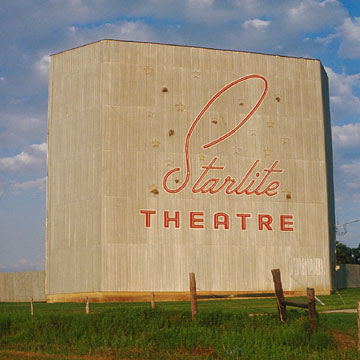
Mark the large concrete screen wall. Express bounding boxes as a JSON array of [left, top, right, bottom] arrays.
[[0, 271, 45, 302], [46, 40, 335, 302]]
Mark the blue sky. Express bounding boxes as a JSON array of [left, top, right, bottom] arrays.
[[1, 0, 360, 271]]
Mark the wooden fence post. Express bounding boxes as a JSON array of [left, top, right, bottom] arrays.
[[30, 298, 33, 316], [307, 288, 317, 332], [357, 301, 360, 351], [85, 296, 89, 314], [271, 269, 287, 322], [189, 273, 197, 320], [151, 292, 155, 310]]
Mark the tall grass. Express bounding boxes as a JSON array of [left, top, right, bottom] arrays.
[[0, 307, 357, 359]]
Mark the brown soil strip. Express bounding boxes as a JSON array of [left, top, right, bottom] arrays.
[[332, 330, 356, 350]]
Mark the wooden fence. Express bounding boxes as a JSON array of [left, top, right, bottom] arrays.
[[271, 269, 317, 331]]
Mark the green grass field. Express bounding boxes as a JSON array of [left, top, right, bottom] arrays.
[[0, 288, 359, 359]]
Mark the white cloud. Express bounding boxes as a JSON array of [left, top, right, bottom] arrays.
[[187, 0, 213, 7], [242, 19, 270, 30], [337, 161, 360, 203], [332, 123, 360, 148], [0, 143, 47, 172], [339, 17, 360, 41], [68, 20, 155, 47], [11, 177, 46, 193], [337, 17, 360, 58], [30, 143, 48, 153], [0, 112, 47, 147], [0, 180, 6, 197], [0, 152, 33, 171], [0, 113, 42, 132], [196, 1, 346, 56], [287, 0, 345, 31], [325, 67, 360, 118], [314, 32, 337, 46], [34, 54, 51, 80], [234, 0, 263, 14], [340, 162, 360, 177], [68, 0, 91, 16], [316, 16, 360, 59]]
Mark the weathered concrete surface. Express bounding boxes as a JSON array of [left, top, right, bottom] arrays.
[[46, 40, 335, 300], [0, 271, 45, 302], [335, 264, 360, 290]]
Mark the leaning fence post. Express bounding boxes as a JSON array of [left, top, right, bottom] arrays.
[[85, 296, 89, 314], [357, 301, 360, 351], [189, 273, 197, 320], [30, 297, 33, 316], [271, 269, 287, 322], [151, 292, 155, 310], [307, 288, 317, 332]]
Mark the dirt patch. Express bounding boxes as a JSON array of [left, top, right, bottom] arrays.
[[332, 330, 356, 350], [178, 346, 217, 357]]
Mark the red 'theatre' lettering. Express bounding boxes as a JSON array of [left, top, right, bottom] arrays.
[[214, 212, 230, 230], [236, 213, 251, 230], [140, 209, 156, 227], [258, 214, 273, 231], [280, 215, 294, 231], [164, 211, 180, 228], [163, 75, 273, 195], [190, 211, 204, 229], [140, 210, 295, 231]]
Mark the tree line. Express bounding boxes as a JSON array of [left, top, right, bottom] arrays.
[[336, 241, 360, 264]]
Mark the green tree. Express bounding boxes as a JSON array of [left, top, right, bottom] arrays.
[[353, 244, 360, 264], [336, 241, 357, 264]]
